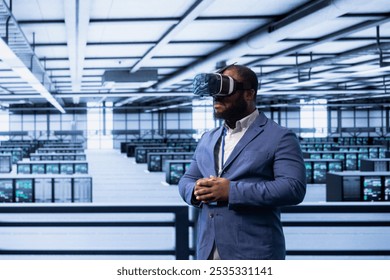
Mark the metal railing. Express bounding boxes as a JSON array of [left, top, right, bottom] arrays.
[[0, 204, 191, 259], [282, 203, 390, 257], [1, 203, 389, 259]]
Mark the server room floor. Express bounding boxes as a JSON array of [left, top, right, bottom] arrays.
[[88, 149, 186, 205], [1, 149, 389, 260], [90, 149, 326, 204]]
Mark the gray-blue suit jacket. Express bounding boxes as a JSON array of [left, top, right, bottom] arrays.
[[178, 111, 306, 260]]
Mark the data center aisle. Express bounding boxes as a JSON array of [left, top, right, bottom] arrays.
[[86, 149, 185, 205]]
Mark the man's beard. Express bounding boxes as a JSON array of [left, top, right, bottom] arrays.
[[213, 96, 248, 121]]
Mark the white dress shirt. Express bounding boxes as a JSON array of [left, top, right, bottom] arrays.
[[218, 109, 259, 175]]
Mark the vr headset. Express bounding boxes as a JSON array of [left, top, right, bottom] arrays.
[[193, 67, 251, 97]]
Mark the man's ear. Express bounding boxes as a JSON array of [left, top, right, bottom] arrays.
[[244, 89, 256, 101]]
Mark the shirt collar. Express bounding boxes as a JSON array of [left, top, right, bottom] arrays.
[[224, 109, 259, 134]]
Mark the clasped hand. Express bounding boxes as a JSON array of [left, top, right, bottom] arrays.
[[194, 176, 230, 204]]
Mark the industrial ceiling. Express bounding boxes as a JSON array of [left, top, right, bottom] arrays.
[[0, 0, 390, 112]]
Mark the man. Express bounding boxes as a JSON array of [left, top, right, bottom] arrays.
[[178, 64, 306, 260]]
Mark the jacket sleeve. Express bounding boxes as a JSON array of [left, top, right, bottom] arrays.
[[178, 140, 205, 207], [228, 130, 306, 208]]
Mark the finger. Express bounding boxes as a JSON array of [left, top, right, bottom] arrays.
[[198, 179, 215, 187], [196, 193, 215, 202], [194, 186, 213, 196], [195, 179, 206, 187]]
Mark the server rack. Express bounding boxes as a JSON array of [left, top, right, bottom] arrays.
[[135, 147, 186, 163], [0, 174, 92, 203], [0, 148, 23, 164], [30, 153, 87, 161], [17, 161, 88, 175], [360, 159, 390, 172], [36, 148, 85, 154], [147, 152, 193, 172], [0, 154, 12, 173], [304, 159, 343, 184], [303, 151, 371, 170], [165, 160, 191, 185], [326, 171, 390, 202]]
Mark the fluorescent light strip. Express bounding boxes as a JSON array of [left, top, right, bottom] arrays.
[[0, 37, 65, 113], [114, 96, 143, 107], [144, 102, 192, 113]]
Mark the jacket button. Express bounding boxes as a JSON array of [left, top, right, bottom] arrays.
[[209, 213, 214, 218]]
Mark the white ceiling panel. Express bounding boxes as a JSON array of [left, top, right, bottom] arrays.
[[50, 69, 70, 76], [90, 0, 196, 18], [11, 0, 64, 20], [174, 19, 266, 41], [248, 41, 307, 55], [81, 69, 105, 76], [350, 0, 390, 13], [303, 41, 373, 54], [338, 55, 379, 65], [157, 42, 225, 57], [85, 44, 152, 57], [44, 60, 70, 69], [20, 23, 66, 44], [84, 58, 139, 69], [346, 22, 390, 38], [88, 21, 176, 43], [289, 17, 371, 39], [201, 0, 309, 16], [140, 57, 198, 68], [34, 46, 69, 58]]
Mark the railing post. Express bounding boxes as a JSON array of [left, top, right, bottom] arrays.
[[175, 206, 190, 260]]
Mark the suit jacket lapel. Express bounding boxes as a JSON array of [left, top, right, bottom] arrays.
[[221, 113, 267, 172]]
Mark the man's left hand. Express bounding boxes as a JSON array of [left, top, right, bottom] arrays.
[[194, 176, 230, 203]]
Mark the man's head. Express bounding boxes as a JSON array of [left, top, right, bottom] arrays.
[[212, 65, 258, 126]]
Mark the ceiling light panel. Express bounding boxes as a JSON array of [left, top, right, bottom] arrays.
[[83, 58, 139, 68], [346, 22, 390, 38], [85, 44, 152, 58], [11, 0, 63, 20], [88, 21, 177, 42], [338, 55, 378, 64], [248, 41, 307, 56], [34, 46, 69, 58], [350, 0, 390, 13], [289, 17, 371, 38], [138, 57, 198, 68], [174, 19, 267, 41], [91, 0, 195, 18], [157, 42, 225, 56], [201, 0, 308, 16], [303, 41, 373, 54], [19, 24, 66, 44]]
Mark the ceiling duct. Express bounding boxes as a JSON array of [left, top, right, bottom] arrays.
[[0, 0, 65, 113], [102, 69, 158, 89]]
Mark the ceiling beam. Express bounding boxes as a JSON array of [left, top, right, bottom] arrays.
[[64, 0, 91, 104], [130, 0, 215, 73]]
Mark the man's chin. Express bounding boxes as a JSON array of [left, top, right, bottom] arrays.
[[213, 111, 225, 120]]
